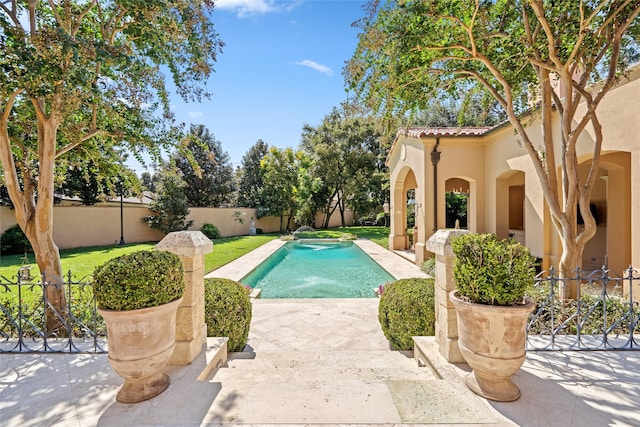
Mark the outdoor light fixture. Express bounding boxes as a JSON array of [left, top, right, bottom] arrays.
[[119, 177, 125, 245]]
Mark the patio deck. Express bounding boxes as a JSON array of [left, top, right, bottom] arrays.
[[2, 240, 639, 426]]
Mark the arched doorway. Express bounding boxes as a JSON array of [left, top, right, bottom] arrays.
[[389, 166, 419, 251]]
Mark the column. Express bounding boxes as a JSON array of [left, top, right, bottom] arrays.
[[156, 231, 213, 365], [425, 229, 469, 363]]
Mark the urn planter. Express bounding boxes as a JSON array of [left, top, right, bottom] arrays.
[[99, 297, 183, 403], [449, 291, 534, 402], [93, 250, 185, 404]]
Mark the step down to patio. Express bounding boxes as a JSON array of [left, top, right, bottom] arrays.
[[214, 349, 435, 382], [197, 347, 497, 425]]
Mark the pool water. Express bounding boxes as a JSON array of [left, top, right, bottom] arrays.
[[240, 240, 395, 298]]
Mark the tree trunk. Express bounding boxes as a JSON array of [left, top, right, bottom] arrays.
[[0, 104, 67, 335]]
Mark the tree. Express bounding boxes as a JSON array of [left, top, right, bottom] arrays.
[[236, 139, 269, 209], [59, 161, 101, 206], [0, 0, 222, 324], [346, 0, 640, 298], [301, 108, 385, 227], [260, 147, 298, 232], [293, 151, 323, 226], [142, 167, 193, 234], [173, 124, 235, 207], [141, 172, 158, 193]]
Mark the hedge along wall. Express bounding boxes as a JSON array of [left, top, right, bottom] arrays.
[[0, 206, 354, 249]]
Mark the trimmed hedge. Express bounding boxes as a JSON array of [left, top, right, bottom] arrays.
[[201, 223, 221, 240], [378, 278, 435, 350], [93, 250, 184, 311], [204, 277, 252, 352]]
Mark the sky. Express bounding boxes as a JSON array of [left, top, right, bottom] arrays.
[[132, 0, 368, 173]]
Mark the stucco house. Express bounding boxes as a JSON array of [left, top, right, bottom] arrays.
[[387, 65, 640, 290]]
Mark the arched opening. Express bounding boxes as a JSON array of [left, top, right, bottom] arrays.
[[579, 152, 631, 275], [445, 178, 469, 229], [389, 166, 419, 251]]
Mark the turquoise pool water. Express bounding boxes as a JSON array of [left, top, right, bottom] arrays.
[[240, 240, 395, 298]]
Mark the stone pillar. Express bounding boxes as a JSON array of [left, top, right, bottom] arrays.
[[156, 231, 213, 365], [425, 229, 469, 363]]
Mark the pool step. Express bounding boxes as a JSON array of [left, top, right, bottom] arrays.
[[212, 349, 438, 382]]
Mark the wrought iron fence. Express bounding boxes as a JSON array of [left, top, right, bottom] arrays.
[[0, 269, 107, 353], [527, 266, 640, 351]]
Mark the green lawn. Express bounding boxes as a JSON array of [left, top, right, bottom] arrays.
[[0, 227, 389, 281], [295, 226, 389, 248]]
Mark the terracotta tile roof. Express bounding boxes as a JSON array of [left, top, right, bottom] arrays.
[[398, 127, 492, 138]]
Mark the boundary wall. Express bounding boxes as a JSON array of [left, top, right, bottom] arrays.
[[0, 206, 354, 249]]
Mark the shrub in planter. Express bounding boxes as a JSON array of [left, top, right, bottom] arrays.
[[450, 233, 536, 402], [451, 233, 535, 306], [200, 223, 221, 240], [204, 277, 252, 352], [93, 250, 184, 311], [92, 250, 184, 403], [378, 278, 435, 350]]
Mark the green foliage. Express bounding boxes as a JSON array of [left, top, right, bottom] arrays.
[[143, 167, 193, 234], [421, 258, 435, 276], [300, 107, 388, 229], [528, 283, 636, 336], [174, 125, 236, 207], [260, 147, 299, 231], [93, 250, 184, 311], [445, 192, 468, 229], [237, 139, 269, 210], [204, 278, 252, 352], [347, 0, 640, 277], [452, 233, 535, 306], [201, 223, 221, 240], [378, 278, 435, 350], [1, 225, 33, 255], [0, 0, 223, 288]]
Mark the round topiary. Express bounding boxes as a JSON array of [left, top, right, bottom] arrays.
[[200, 223, 221, 240], [378, 278, 435, 350], [93, 250, 184, 311], [204, 278, 252, 352]]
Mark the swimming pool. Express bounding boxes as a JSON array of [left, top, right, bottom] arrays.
[[240, 240, 395, 298]]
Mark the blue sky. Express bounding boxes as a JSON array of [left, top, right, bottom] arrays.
[[150, 0, 367, 171]]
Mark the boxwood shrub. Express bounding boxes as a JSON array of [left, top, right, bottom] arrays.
[[200, 223, 221, 240], [93, 250, 184, 311], [204, 277, 252, 352], [378, 278, 435, 350]]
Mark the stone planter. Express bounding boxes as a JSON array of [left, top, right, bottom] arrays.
[[449, 291, 534, 402], [98, 297, 183, 403]]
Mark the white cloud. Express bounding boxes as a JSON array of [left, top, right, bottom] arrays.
[[189, 111, 204, 118], [295, 59, 334, 77], [216, 0, 303, 18], [216, 0, 276, 18]]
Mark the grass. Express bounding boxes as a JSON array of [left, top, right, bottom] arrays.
[[294, 226, 389, 248], [0, 227, 389, 280]]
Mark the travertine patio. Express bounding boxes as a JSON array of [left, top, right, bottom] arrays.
[[2, 240, 639, 426]]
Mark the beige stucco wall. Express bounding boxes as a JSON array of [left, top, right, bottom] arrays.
[[0, 205, 353, 249]]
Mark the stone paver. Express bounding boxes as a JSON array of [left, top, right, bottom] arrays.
[[2, 241, 640, 426]]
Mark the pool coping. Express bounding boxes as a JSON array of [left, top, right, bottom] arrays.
[[204, 238, 429, 284]]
